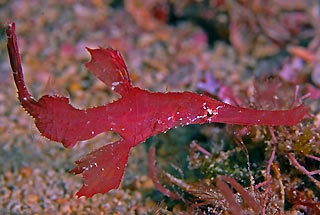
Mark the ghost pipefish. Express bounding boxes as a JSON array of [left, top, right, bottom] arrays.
[[6, 22, 308, 198]]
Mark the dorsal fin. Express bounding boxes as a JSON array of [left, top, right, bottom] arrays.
[[85, 48, 132, 95]]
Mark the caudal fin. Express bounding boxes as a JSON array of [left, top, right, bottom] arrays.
[[85, 48, 132, 95], [6, 23, 111, 148], [6, 22, 38, 114], [69, 140, 131, 197]]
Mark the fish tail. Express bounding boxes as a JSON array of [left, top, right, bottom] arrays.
[[6, 22, 39, 116], [7, 23, 107, 148]]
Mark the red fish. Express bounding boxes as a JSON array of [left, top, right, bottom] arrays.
[[6, 23, 308, 197]]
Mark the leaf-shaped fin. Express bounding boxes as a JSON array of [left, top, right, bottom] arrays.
[[85, 48, 132, 95], [69, 140, 131, 198]]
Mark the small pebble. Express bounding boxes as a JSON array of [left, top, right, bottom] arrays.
[[25, 194, 39, 204], [20, 166, 33, 178]]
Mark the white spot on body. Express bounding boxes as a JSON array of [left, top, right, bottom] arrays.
[[82, 162, 98, 172], [89, 162, 98, 169], [111, 81, 120, 90], [202, 102, 207, 110]]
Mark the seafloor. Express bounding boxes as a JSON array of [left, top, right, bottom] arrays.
[[1, 1, 320, 214]]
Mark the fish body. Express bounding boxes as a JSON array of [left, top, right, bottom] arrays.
[[6, 23, 308, 197]]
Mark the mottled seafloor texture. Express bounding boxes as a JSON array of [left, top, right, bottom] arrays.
[[1, 1, 320, 214]]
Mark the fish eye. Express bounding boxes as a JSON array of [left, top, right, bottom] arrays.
[[206, 109, 214, 117]]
